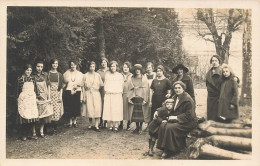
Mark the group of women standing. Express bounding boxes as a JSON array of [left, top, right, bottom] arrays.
[[17, 59, 64, 141], [16, 54, 239, 159]]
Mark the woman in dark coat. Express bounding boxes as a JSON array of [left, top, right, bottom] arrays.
[[172, 64, 195, 102], [217, 64, 239, 122], [206, 55, 222, 121], [156, 81, 197, 159]]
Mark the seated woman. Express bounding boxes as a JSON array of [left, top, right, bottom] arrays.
[[156, 81, 197, 159]]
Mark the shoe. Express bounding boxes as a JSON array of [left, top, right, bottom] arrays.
[[94, 127, 101, 132], [40, 132, 45, 138], [161, 152, 168, 159], [148, 149, 154, 156], [137, 127, 142, 135], [114, 127, 118, 133], [28, 135, 38, 140], [21, 137, 27, 141], [88, 126, 92, 130], [126, 126, 131, 131], [132, 128, 138, 134], [73, 123, 78, 128], [109, 127, 113, 131], [64, 124, 72, 128], [118, 125, 123, 130]]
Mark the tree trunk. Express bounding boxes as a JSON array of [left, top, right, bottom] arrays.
[[204, 126, 252, 138], [241, 9, 252, 106], [198, 120, 250, 130], [198, 144, 251, 160], [208, 135, 251, 151], [98, 17, 106, 59]]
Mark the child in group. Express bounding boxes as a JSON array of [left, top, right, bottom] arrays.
[[217, 64, 239, 122], [145, 98, 174, 156]]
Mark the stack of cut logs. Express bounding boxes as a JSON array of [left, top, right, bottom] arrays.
[[188, 120, 252, 160]]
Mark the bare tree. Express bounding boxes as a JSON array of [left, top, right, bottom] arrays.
[[195, 9, 244, 63]]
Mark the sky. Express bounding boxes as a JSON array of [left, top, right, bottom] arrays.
[[176, 8, 243, 78]]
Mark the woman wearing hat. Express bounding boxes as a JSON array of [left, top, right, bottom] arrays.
[[206, 55, 222, 121], [172, 64, 195, 103], [128, 64, 150, 134], [150, 65, 172, 119], [156, 81, 197, 159]]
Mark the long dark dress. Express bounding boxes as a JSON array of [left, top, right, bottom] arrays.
[[217, 75, 239, 119], [150, 78, 171, 118], [172, 74, 195, 103], [206, 66, 222, 121], [157, 92, 197, 152]]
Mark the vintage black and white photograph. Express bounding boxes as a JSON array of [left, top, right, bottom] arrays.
[[2, 0, 260, 164]]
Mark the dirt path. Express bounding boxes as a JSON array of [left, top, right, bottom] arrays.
[[7, 89, 250, 159]]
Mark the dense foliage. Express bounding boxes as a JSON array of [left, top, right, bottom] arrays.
[[7, 7, 185, 127]]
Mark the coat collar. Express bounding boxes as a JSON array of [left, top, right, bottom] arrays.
[[206, 66, 222, 87], [172, 92, 190, 111]]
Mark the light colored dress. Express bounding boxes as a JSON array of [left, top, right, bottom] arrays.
[[82, 72, 103, 118], [103, 71, 124, 121], [122, 72, 133, 120]]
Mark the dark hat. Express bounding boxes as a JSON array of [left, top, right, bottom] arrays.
[[172, 64, 189, 74]]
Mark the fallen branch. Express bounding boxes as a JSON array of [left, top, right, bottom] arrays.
[[207, 135, 251, 151], [199, 144, 251, 160], [199, 120, 250, 130], [206, 127, 252, 138], [189, 138, 251, 160]]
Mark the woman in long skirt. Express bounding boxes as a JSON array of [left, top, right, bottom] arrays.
[[34, 60, 53, 137], [63, 60, 83, 128], [120, 61, 133, 130], [16, 64, 39, 141], [82, 61, 103, 132], [97, 57, 109, 128], [128, 64, 150, 134], [103, 61, 124, 132], [206, 55, 222, 121], [48, 59, 64, 134], [150, 65, 172, 118], [157, 81, 197, 159]]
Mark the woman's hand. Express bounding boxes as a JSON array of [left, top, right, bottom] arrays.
[[153, 111, 158, 119], [142, 100, 147, 105], [128, 100, 134, 105]]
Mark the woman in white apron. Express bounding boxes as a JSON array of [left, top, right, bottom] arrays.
[[48, 59, 64, 134], [34, 61, 53, 137], [17, 64, 39, 141]]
